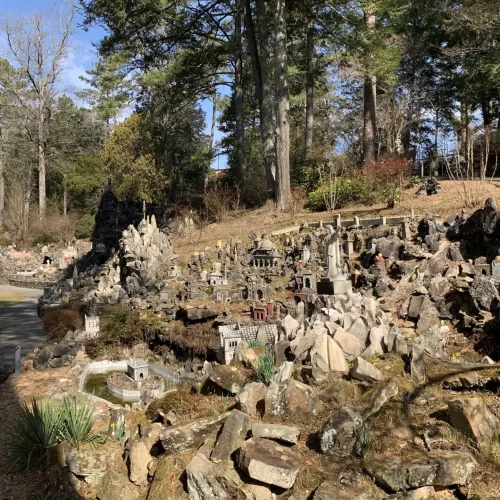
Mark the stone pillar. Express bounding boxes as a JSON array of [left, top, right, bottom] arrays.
[[345, 239, 354, 257], [14, 345, 21, 376]]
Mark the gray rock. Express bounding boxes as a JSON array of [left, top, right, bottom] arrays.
[[129, 440, 152, 486], [185, 307, 218, 321], [360, 381, 399, 420], [364, 451, 476, 492], [350, 357, 385, 383], [209, 364, 250, 395], [98, 471, 139, 500], [211, 410, 252, 463], [428, 276, 450, 299], [448, 398, 499, 453], [252, 423, 300, 444], [160, 414, 228, 454], [33, 346, 52, 369], [347, 318, 369, 344], [416, 307, 440, 335], [469, 277, 499, 311], [319, 406, 364, 457], [410, 345, 426, 384], [333, 328, 363, 360], [271, 361, 294, 384], [265, 379, 317, 419], [236, 382, 267, 418], [273, 340, 290, 367], [186, 453, 229, 500], [362, 327, 385, 357], [313, 478, 384, 500], [417, 325, 445, 357], [51, 343, 71, 357], [282, 314, 300, 339], [311, 334, 348, 382], [236, 437, 301, 489], [291, 333, 316, 360], [66, 448, 117, 476], [407, 295, 427, 320]]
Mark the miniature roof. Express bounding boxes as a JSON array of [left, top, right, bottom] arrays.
[[218, 324, 277, 345], [127, 359, 148, 369]]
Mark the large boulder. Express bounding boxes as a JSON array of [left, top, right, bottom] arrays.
[[448, 398, 499, 453], [185, 453, 230, 500], [416, 307, 440, 335], [319, 406, 364, 457], [210, 410, 252, 463], [364, 451, 476, 492], [469, 277, 499, 312], [208, 364, 252, 394], [347, 318, 369, 344], [236, 437, 301, 489], [282, 314, 300, 339], [66, 448, 117, 477], [265, 379, 318, 420], [333, 328, 363, 360], [97, 471, 139, 500], [159, 414, 228, 454], [310, 333, 348, 382], [236, 382, 267, 417], [428, 276, 451, 300]]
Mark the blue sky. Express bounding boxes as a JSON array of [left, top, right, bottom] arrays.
[[1, 0, 227, 169]]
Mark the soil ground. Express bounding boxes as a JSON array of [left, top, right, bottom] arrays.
[[172, 180, 500, 261]]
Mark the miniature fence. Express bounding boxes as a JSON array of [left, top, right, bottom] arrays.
[[271, 209, 418, 236]]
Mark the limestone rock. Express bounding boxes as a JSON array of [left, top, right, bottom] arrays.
[[407, 295, 428, 320], [364, 451, 476, 492], [311, 333, 348, 382], [362, 326, 385, 357], [313, 478, 384, 500], [265, 379, 318, 420], [282, 314, 300, 339], [347, 318, 369, 344], [349, 357, 385, 383], [448, 398, 499, 453], [209, 364, 251, 395], [160, 414, 228, 454], [211, 410, 252, 463], [291, 333, 316, 360], [359, 381, 399, 420], [272, 361, 294, 384], [129, 440, 152, 485], [252, 423, 300, 444], [410, 345, 426, 384], [332, 328, 363, 360], [236, 437, 301, 489], [186, 453, 229, 500], [416, 307, 440, 335], [97, 471, 139, 500], [319, 406, 364, 457], [428, 276, 450, 300], [236, 382, 267, 417], [147, 456, 174, 500], [66, 448, 116, 477]]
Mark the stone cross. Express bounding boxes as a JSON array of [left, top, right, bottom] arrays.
[[325, 225, 342, 278]]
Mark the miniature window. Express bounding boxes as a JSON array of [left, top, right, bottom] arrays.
[[229, 341, 238, 348]]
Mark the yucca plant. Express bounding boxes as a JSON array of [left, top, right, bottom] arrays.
[[247, 339, 263, 349], [256, 350, 276, 385], [59, 395, 104, 449], [6, 398, 62, 471]]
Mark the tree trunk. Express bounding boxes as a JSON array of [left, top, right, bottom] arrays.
[[235, 0, 245, 176], [38, 111, 46, 219], [63, 183, 67, 216], [256, 0, 277, 192], [0, 152, 4, 227], [244, 0, 262, 104], [274, 0, 291, 211], [362, 10, 377, 164], [305, 18, 314, 161], [206, 91, 217, 191], [481, 98, 491, 180]]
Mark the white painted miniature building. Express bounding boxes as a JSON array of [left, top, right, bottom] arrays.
[[126, 360, 149, 381], [84, 314, 100, 337], [218, 324, 278, 364]]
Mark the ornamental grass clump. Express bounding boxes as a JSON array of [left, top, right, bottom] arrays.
[[59, 395, 104, 450], [6, 398, 62, 471], [6, 395, 103, 471], [256, 350, 276, 385]]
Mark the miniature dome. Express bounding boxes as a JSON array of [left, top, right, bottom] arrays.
[[260, 238, 274, 251]]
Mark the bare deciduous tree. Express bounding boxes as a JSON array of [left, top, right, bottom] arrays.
[[0, 3, 75, 218]]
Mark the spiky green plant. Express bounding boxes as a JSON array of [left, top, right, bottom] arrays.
[[6, 398, 62, 471], [247, 339, 263, 349], [256, 350, 276, 385], [59, 395, 104, 449]]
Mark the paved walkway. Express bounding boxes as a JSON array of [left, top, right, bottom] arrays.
[[0, 285, 45, 370]]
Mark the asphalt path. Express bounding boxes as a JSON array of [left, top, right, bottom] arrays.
[[0, 285, 45, 370]]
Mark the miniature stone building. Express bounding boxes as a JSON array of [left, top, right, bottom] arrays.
[[251, 302, 274, 321], [126, 360, 149, 381], [218, 323, 278, 364], [250, 235, 282, 269], [84, 314, 100, 337], [474, 257, 491, 277], [302, 272, 317, 292]]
